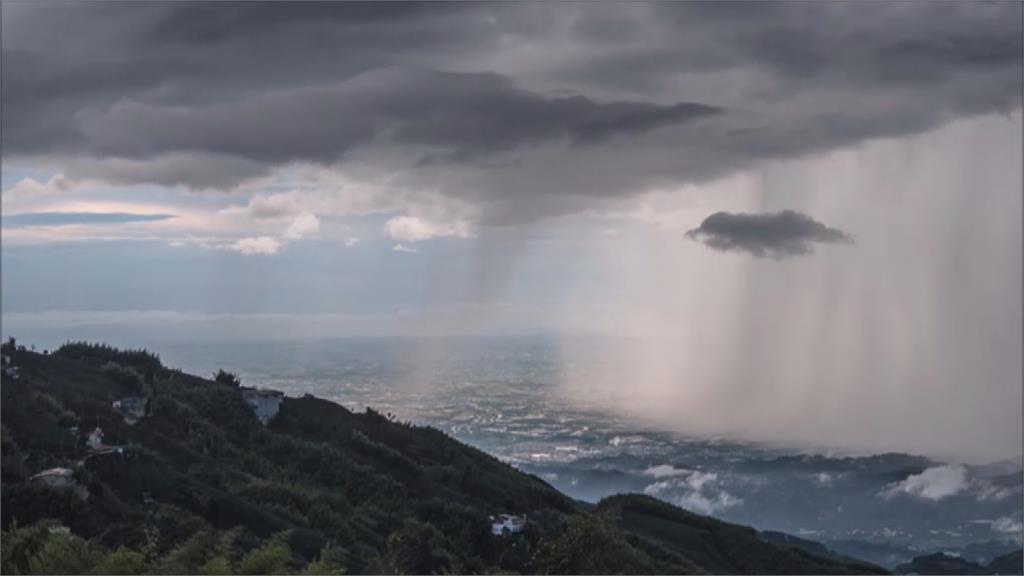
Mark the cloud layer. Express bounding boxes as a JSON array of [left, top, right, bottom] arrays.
[[3, 2, 1020, 225], [686, 210, 853, 258]]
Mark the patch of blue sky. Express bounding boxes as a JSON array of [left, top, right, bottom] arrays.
[[2, 212, 176, 227], [0, 164, 57, 189]]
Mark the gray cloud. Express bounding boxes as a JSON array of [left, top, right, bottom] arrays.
[[686, 210, 853, 258], [60, 153, 271, 190], [72, 68, 719, 165], [1, 2, 1020, 220]]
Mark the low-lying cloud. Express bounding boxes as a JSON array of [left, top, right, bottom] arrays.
[[879, 464, 1017, 503], [283, 212, 320, 241], [229, 236, 282, 256], [2, 211, 175, 227], [384, 215, 472, 243], [686, 210, 853, 258], [643, 464, 690, 479], [643, 469, 743, 515], [880, 464, 970, 501]]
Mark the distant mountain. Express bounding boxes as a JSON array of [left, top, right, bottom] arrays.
[[960, 540, 1024, 566], [0, 341, 890, 574], [894, 550, 1023, 575], [825, 538, 921, 569], [895, 552, 990, 575], [989, 550, 1024, 575], [596, 495, 886, 574], [759, 530, 881, 568]]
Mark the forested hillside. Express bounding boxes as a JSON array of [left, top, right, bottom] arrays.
[[1, 341, 887, 574]]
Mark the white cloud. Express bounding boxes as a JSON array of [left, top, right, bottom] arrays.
[[674, 488, 742, 516], [880, 464, 1020, 503], [344, 237, 360, 247], [643, 464, 690, 478], [880, 465, 969, 501], [2, 174, 77, 212], [230, 236, 282, 255], [215, 202, 318, 253], [974, 481, 1013, 502], [992, 517, 1024, 539], [222, 191, 304, 219], [642, 470, 742, 515], [384, 215, 471, 243], [3, 174, 74, 197], [393, 243, 418, 253], [283, 212, 319, 240], [167, 204, 319, 255]]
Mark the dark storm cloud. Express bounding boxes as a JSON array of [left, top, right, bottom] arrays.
[[686, 211, 853, 258], [146, 1, 440, 43], [0, 2, 499, 156], [73, 69, 719, 165], [1, 1, 1021, 218]]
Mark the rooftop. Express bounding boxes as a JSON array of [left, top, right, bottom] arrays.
[[31, 467, 74, 479]]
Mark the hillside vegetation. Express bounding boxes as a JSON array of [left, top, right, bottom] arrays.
[[1, 341, 888, 574]]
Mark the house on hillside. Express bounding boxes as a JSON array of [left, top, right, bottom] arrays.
[[241, 387, 284, 425], [2, 355, 18, 380], [30, 467, 89, 501], [113, 396, 148, 424], [87, 427, 104, 450], [490, 514, 526, 535], [30, 467, 76, 489], [87, 443, 135, 461]]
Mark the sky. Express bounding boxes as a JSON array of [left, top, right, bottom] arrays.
[[1, 1, 1022, 461]]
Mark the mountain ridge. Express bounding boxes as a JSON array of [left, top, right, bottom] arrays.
[[1, 341, 891, 573]]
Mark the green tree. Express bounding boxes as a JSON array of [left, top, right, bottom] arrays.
[[157, 531, 220, 574], [301, 544, 348, 575], [2, 519, 52, 574], [103, 362, 145, 393], [92, 546, 147, 575], [530, 515, 653, 575], [214, 369, 242, 388], [369, 520, 455, 575], [27, 532, 102, 575], [200, 555, 233, 575], [238, 532, 293, 575]]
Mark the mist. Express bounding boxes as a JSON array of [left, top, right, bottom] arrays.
[[555, 112, 1022, 463]]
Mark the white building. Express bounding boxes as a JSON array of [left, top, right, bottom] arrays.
[[2, 355, 18, 380], [87, 427, 104, 450], [490, 514, 526, 535], [241, 388, 284, 425], [30, 467, 75, 489], [113, 396, 148, 424]]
